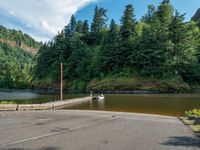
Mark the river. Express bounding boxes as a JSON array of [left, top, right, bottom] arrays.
[[0, 91, 200, 116]]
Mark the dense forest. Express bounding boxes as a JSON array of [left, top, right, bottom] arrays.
[[0, 43, 34, 88], [33, 0, 200, 92], [0, 27, 41, 88]]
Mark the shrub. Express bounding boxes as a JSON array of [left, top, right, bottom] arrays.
[[185, 108, 200, 117]]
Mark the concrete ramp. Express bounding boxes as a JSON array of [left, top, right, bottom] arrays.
[[0, 110, 199, 150]]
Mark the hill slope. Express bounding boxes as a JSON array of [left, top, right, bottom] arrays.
[[0, 26, 42, 88], [0, 26, 42, 54]]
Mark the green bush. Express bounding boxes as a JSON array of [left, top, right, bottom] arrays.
[[185, 109, 200, 117]]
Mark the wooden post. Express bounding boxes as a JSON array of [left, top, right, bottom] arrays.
[[60, 62, 63, 101]]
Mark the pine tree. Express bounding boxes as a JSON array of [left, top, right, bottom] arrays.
[[90, 6, 107, 45], [75, 20, 83, 33], [169, 11, 197, 72], [120, 4, 136, 40], [135, 14, 173, 76], [98, 19, 121, 73], [156, 0, 173, 27], [119, 4, 136, 67], [64, 38, 89, 81], [91, 6, 107, 33], [162, 0, 170, 4], [82, 20, 90, 44], [64, 15, 77, 37], [70, 15, 76, 34], [82, 20, 89, 34], [142, 5, 155, 23]]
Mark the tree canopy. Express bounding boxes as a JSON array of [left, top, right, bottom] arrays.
[[33, 0, 200, 92]]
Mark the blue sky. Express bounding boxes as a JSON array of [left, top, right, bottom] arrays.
[[0, 0, 199, 41], [76, 0, 200, 24]]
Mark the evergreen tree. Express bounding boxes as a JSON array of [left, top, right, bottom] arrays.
[[91, 6, 107, 33], [196, 31, 200, 63], [90, 6, 107, 45], [82, 20, 89, 34], [64, 36, 90, 83], [135, 15, 173, 76], [64, 15, 77, 37], [34, 44, 50, 78], [82, 20, 90, 44], [120, 4, 136, 40], [75, 20, 83, 33], [98, 19, 121, 73], [119, 4, 136, 67], [70, 15, 76, 34], [142, 5, 155, 23], [169, 12, 197, 72], [156, 0, 173, 27]]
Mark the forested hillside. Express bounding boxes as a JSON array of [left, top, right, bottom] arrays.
[[33, 0, 200, 92], [0, 26, 42, 54], [0, 26, 41, 88]]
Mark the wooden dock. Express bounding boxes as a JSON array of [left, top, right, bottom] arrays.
[[0, 96, 92, 111]]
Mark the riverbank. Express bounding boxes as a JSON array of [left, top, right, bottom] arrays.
[[0, 110, 199, 150], [31, 76, 200, 93], [87, 77, 197, 93]]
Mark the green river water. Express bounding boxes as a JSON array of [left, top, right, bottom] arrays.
[[0, 91, 200, 116]]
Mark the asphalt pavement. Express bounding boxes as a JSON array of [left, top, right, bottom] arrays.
[[0, 110, 199, 150]]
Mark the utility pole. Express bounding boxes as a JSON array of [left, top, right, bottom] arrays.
[[60, 46, 63, 101], [60, 61, 63, 101]]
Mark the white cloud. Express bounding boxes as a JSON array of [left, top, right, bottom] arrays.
[[9, 10, 16, 16], [0, 0, 96, 41]]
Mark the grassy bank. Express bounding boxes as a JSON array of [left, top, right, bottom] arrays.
[[86, 76, 192, 93], [31, 75, 200, 93]]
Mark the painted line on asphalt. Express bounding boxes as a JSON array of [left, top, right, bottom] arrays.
[[0, 116, 119, 148]]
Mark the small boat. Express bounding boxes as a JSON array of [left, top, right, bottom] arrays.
[[98, 94, 105, 100]]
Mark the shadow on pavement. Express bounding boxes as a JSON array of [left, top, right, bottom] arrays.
[[3, 147, 60, 150], [162, 136, 200, 148]]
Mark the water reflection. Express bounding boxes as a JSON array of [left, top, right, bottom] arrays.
[[68, 94, 200, 116], [0, 91, 39, 100], [98, 99, 105, 110], [89, 99, 105, 110], [0, 91, 86, 104], [89, 99, 94, 109]]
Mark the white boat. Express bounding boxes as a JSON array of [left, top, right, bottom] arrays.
[[98, 94, 105, 100]]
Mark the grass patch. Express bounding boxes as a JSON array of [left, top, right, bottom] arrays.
[[180, 117, 194, 125], [87, 76, 190, 92], [185, 108, 200, 117], [0, 101, 16, 104], [190, 125, 200, 132], [180, 117, 200, 133]]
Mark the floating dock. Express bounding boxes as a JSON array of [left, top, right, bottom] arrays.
[[0, 96, 92, 111]]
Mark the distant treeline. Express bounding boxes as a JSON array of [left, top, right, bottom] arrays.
[[33, 0, 200, 92], [0, 25, 42, 48]]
